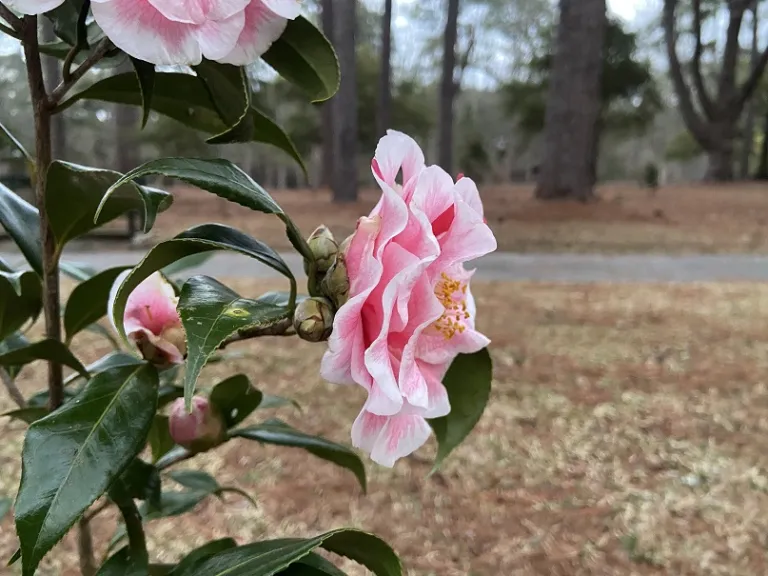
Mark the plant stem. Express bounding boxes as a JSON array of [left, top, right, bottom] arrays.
[[77, 518, 96, 576], [49, 38, 111, 105], [117, 498, 148, 567], [0, 2, 22, 31], [22, 16, 63, 411]]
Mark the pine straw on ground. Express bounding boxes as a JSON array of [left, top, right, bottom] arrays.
[[3, 280, 768, 575], [128, 181, 768, 255]]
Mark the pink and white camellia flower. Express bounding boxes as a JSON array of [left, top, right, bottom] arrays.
[[8, 0, 301, 66], [321, 130, 497, 467], [168, 396, 226, 453], [109, 271, 186, 367]]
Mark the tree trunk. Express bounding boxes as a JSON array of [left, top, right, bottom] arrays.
[[321, 0, 334, 188], [438, 0, 460, 174], [41, 20, 66, 161], [705, 122, 736, 181], [535, 0, 607, 201], [332, 0, 358, 203], [377, 0, 393, 138], [739, 2, 760, 179], [756, 107, 768, 180]]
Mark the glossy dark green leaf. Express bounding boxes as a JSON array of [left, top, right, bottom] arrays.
[[232, 419, 366, 492], [64, 266, 130, 343], [210, 374, 263, 428], [15, 363, 159, 576], [26, 386, 79, 408], [0, 272, 41, 341], [44, 0, 86, 45], [131, 58, 155, 128], [170, 539, 238, 576], [0, 331, 29, 379], [169, 470, 219, 493], [259, 395, 301, 411], [157, 384, 184, 408], [194, 61, 250, 142], [117, 459, 161, 509], [278, 553, 347, 576], [148, 415, 174, 463], [0, 497, 11, 521], [428, 348, 493, 471], [60, 260, 98, 282], [174, 529, 399, 576], [0, 183, 42, 275], [1, 406, 48, 425], [162, 252, 214, 278], [0, 120, 33, 163], [154, 445, 190, 470], [58, 72, 303, 167], [178, 276, 290, 409], [96, 546, 147, 576], [0, 338, 88, 378], [39, 21, 108, 61], [150, 564, 175, 575], [263, 16, 340, 102], [46, 161, 172, 252], [64, 352, 142, 387], [141, 488, 214, 520], [7, 548, 21, 566]]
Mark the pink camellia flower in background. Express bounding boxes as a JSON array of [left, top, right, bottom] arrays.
[[109, 271, 186, 367], [321, 130, 497, 467], [169, 396, 226, 453], [4, 0, 65, 14], [89, 0, 301, 66]]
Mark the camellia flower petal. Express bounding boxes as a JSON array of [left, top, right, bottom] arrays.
[[108, 270, 187, 367], [4, 0, 65, 15], [321, 130, 497, 467], [90, 0, 300, 66], [169, 396, 226, 453]]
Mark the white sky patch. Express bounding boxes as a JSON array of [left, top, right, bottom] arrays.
[[608, 0, 644, 22]]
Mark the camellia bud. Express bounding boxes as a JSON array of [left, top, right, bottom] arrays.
[[293, 297, 334, 342], [321, 253, 350, 309], [306, 225, 339, 274], [168, 396, 226, 454]]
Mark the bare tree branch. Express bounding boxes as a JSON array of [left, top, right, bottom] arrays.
[[738, 46, 768, 110], [663, 0, 712, 147], [0, 367, 25, 408], [0, 2, 22, 31], [716, 0, 747, 108], [691, 0, 716, 119]]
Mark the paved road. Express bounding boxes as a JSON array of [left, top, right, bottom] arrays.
[[5, 250, 768, 282]]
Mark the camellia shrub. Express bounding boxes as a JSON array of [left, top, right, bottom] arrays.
[[0, 1, 496, 575]]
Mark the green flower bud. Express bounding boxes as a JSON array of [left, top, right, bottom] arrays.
[[293, 297, 334, 342], [322, 253, 350, 309], [305, 225, 339, 274]]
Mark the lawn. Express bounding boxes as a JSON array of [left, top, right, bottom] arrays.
[[2, 280, 768, 575], [131, 181, 768, 255]]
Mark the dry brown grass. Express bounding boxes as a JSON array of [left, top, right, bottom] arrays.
[[133, 181, 768, 255], [3, 280, 768, 575]]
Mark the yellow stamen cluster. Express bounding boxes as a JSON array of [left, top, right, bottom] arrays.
[[434, 272, 470, 340]]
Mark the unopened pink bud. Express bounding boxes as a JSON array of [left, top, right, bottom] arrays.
[[168, 396, 226, 454]]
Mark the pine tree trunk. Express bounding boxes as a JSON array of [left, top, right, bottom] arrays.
[[535, 0, 606, 201], [321, 0, 334, 188], [377, 0, 393, 138], [739, 3, 759, 179], [438, 0, 460, 174], [705, 122, 736, 181], [332, 0, 358, 203]]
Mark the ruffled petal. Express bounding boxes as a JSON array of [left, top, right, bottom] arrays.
[[372, 130, 426, 189], [216, 0, 287, 64], [261, 0, 301, 18], [5, 0, 65, 15], [369, 413, 432, 467], [194, 10, 245, 60]]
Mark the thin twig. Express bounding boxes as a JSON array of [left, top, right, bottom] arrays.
[[0, 21, 18, 38], [0, 2, 22, 31], [116, 498, 148, 567], [49, 38, 111, 105], [62, 0, 91, 82], [219, 317, 295, 349], [0, 367, 25, 408], [77, 518, 97, 576]]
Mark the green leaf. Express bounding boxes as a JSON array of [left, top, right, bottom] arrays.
[[2, 406, 48, 425], [178, 276, 290, 410], [60, 260, 97, 282], [174, 529, 399, 576], [46, 161, 172, 253], [232, 420, 366, 492], [170, 539, 238, 576], [278, 553, 347, 576], [64, 266, 130, 343], [141, 488, 214, 520], [169, 470, 219, 493], [58, 72, 304, 167], [0, 331, 29, 379], [7, 548, 21, 566], [147, 415, 174, 463], [428, 349, 493, 471], [96, 546, 147, 576], [0, 120, 33, 163], [0, 272, 42, 341], [0, 339, 88, 378], [44, 0, 86, 45], [0, 183, 42, 275], [26, 386, 79, 408], [210, 374, 263, 428], [131, 58, 155, 128], [194, 61, 250, 141], [157, 384, 184, 409], [116, 459, 161, 509], [64, 352, 142, 387], [155, 445, 189, 470], [0, 497, 11, 521], [162, 252, 214, 278], [14, 363, 159, 576], [263, 16, 340, 102]]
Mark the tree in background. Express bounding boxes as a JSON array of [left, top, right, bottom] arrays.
[[505, 17, 660, 183], [321, 0, 334, 188], [663, 0, 768, 181], [377, 0, 394, 138], [439, 0, 461, 173], [739, 1, 761, 178], [535, 0, 607, 201]]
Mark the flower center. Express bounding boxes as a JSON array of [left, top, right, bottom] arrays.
[[434, 272, 469, 340]]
